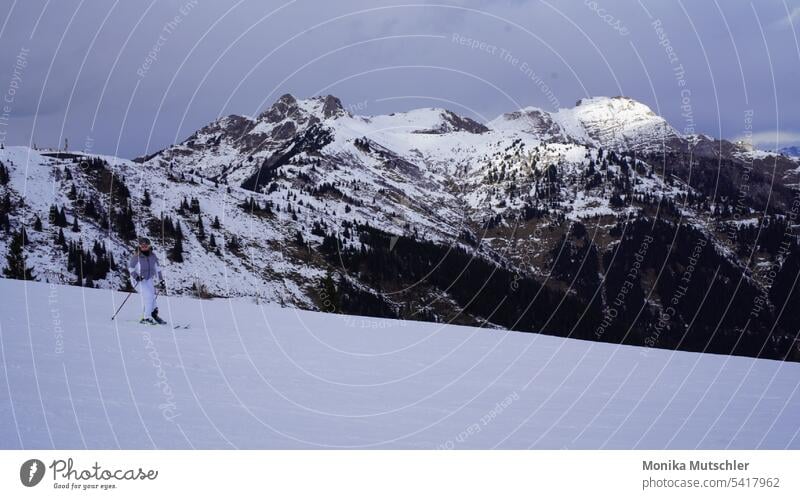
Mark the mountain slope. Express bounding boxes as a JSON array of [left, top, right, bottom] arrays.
[[1, 279, 798, 449], [1, 94, 799, 362]]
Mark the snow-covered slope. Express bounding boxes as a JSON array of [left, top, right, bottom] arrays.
[[0, 146, 314, 303], [1, 279, 798, 449]]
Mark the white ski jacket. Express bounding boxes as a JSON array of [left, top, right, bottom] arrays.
[[128, 250, 163, 281]]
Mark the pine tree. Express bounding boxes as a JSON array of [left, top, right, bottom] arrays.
[[211, 216, 221, 229], [319, 272, 338, 313], [71, 216, 80, 232], [85, 197, 97, 219], [33, 215, 42, 231], [3, 228, 34, 280], [226, 234, 241, 252], [0, 161, 9, 185], [169, 221, 184, 262], [56, 228, 67, 249], [169, 236, 184, 262], [197, 215, 205, 240], [1, 193, 11, 215], [209, 232, 216, 248], [57, 206, 68, 227], [113, 202, 136, 240], [142, 189, 152, 207]]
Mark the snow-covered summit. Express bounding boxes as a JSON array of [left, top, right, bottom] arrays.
[[258, 93, 347, 124], [567, 96, 679, 148], [489, 96, 679, 150]]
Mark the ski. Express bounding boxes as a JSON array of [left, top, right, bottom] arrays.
[[121, 319, 187, 328], [123, 319, 169, 327]]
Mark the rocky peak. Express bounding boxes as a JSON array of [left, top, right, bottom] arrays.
[[488, 107, 564, 137], [440, 110, 489, 134], [260, 93, 301, 123], [320, 95, 345, 119], [256, 93, 348, 126], [380, 108, 487, 135]]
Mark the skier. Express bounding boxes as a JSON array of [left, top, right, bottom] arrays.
[[128, 237, 166, 325]]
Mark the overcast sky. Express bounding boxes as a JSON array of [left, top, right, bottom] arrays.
[[1, 0, 799, 158]]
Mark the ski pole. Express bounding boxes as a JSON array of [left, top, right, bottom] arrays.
[[111, 282, 138, 321]]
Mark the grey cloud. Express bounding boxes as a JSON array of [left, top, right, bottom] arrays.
[[0, 0, 798, 158]]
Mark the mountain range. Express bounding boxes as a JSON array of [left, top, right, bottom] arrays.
[[779, 145, 800, 158], [1, 94, 799, 361]]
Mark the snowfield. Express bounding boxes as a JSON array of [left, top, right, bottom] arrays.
[[1, 278, 798, 449]]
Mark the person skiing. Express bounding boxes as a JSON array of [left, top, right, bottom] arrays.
[[128, 237, 166, 324]]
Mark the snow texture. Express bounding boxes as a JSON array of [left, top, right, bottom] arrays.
[[1, 279, 797, 449]]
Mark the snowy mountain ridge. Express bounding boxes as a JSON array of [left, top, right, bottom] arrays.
[[155, 94, 682, 180], [1, 93, 799, 361]]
